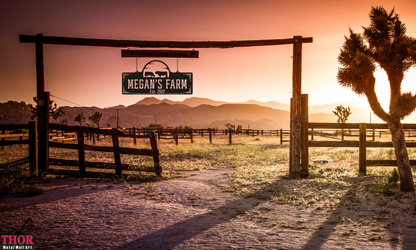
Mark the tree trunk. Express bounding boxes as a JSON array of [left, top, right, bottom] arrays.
[[388, 118, 415, 192]]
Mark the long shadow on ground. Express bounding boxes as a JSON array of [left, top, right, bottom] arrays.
[[117, 174, 416, 250]]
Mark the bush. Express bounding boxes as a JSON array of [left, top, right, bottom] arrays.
[[386, 168, 400, 186]]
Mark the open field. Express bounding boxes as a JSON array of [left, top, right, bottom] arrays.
[[1, 133, 416, 249]]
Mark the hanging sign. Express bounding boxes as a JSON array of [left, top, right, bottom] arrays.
[[122, 60, 192, 95]]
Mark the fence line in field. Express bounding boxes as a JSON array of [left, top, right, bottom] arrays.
[[308, 123, 416, 175]]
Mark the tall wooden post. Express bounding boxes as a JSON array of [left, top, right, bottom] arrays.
[[290, 36, 303, 177], [35, 34, 48, 175], [300, 94, 309, 177]]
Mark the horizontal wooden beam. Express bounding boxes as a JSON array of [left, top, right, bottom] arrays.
[[121, 49, 199, 58], [20, 34, 313, 48], [366, 160, 416, 166]]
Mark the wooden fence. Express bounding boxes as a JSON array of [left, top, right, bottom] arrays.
[[0, 122, 37, 175], [48, 124, 161, 177], [308, 123, 416, 174], [0, 122, 161, 178], [147, 127, 291, 145]]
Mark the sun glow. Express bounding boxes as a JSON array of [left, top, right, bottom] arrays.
[[374, 67, 390, 112]]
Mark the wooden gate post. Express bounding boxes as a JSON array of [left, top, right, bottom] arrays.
[[359, 123, 367, 175], [289, 36, 304, 177], [300, 94, 309, 177]]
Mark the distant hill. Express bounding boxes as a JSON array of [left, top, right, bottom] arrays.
[[243, 100, 290, 111], [4, 96, 416, 129]]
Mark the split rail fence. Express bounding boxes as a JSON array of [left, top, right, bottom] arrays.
[[150, 128, 291, 145], [308, 123, 416, 174], [0, 122, 161, 178]]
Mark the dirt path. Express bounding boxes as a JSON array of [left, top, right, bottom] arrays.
[[1, 169, 416, 249]]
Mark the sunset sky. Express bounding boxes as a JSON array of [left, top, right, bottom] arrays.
[[1, 0, 416, 110]]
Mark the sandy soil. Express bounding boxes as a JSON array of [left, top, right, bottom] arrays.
[[1, 169, 416, 250]]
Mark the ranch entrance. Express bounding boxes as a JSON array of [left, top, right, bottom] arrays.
[[17, 34, 313, 177]]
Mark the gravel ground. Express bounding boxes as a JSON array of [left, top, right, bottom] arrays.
[[1, 169, 416, 249]]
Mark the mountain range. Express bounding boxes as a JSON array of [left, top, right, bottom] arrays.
[[2, 96, 415, 129]]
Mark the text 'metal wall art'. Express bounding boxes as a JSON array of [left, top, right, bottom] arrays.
[[122, 60, 193, 95]]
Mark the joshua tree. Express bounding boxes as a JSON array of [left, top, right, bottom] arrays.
[[337, 6, 416, 191], [30, 97, 65, 122], [224, 123, 235, 131], [333, 105, 351, 124], [74, 113, 86, 126], [88, 112, 103, 128]]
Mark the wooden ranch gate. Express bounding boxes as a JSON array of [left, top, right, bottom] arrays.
[[20, 34, 313, 177]]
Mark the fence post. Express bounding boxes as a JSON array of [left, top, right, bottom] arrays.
[[29, 121, 38, 176], [300, 94, 309, 178], [133, 127, 137, 145], [280, 129, 283, 145], [77, 126, 86, 177], [149, 130, 161, 176], [1, 129, 4, 150], [174, 127, 179, 145], [190, 128, 194, 143], [229, 129, 232, 144], [311, 128, 314, 141], [209, 128, 212, 144], [359, 123, 367, 175], [112, 128, 122, 176]]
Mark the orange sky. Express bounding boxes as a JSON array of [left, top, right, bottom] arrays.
[[1, 0, 416, 110]]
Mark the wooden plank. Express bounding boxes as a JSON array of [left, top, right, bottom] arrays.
[[308, 141, 359, 147], [49, 141, 78, 150], [0, 124, 30, 130], [119, 147, 153, 156], [366, 160, 416, 166], [308, 123, 360, 129], [366, 141, 416, 148], [121, 49, 199, 58], [84, 144, 114, 152], [20, 34, 313, 48], [0, 140, 29, 146]]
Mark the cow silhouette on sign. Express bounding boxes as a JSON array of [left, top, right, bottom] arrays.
[[156, 71, 167, 78]]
